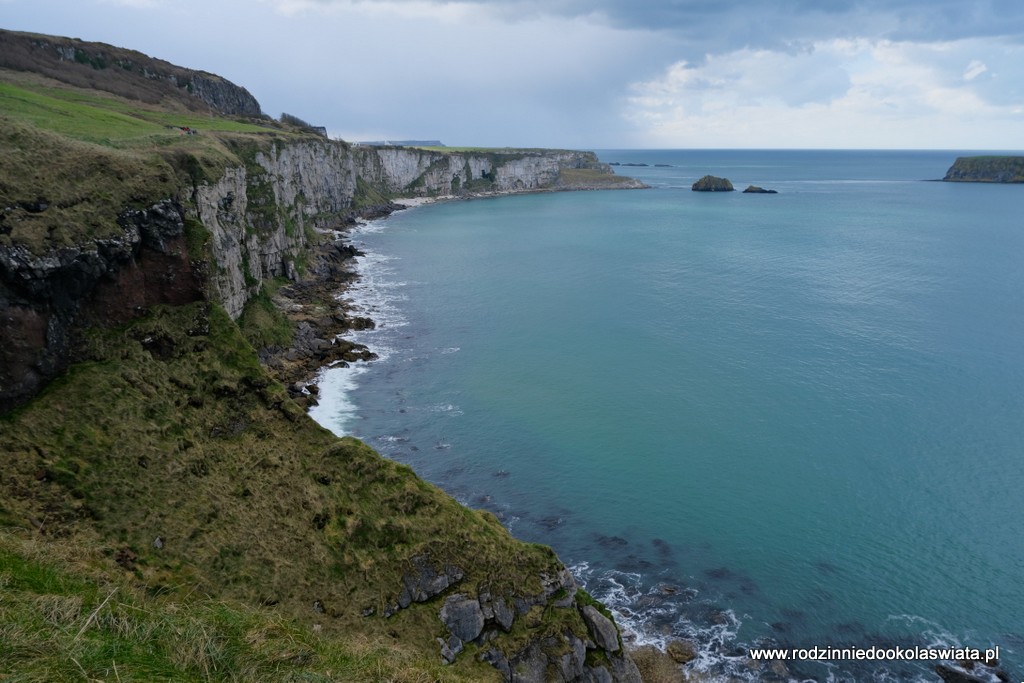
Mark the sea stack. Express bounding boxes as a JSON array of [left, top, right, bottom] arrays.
[[692, 175, 734, 191]]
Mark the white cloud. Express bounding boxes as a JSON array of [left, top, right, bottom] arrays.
[[97, 0, 161, 7], [624, 38, 1024, 148], [963, 59, 988, 81], [5, 0, 1024, 148]]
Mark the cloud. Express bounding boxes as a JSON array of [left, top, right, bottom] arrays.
[[267, 0, 1024, 57], [963, 60, 988, 81], [4, 0, 1024, 148], [624, 37, 1024, 148]]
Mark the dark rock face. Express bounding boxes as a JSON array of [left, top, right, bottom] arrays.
[[942, 156, 1024, 183], [692, 175, 734, 191], [391, 555, 465, 612], [581, 605, 620, 653], [439, 594, 485, 642], [0, 199, 203, 412], [397, 562, 641, 681], [743, 185, 778, 194]]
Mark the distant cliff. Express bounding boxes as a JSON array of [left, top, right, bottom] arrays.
[[0, 28, 261, 116], [942, 156, 1024, 183]]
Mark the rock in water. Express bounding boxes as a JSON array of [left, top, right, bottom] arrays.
[[666, 639, 698, 663], [692, 175, 734, 191], [743, 185, 778, 193]]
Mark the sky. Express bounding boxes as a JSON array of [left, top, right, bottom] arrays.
[[3, 0, 1024, 148]]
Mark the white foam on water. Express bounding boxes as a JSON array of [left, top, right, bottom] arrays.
[[308, 218, 413, 436], [308, 363, 370, 436]]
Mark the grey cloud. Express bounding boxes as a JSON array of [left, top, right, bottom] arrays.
[[332, 0, 1024, 56]]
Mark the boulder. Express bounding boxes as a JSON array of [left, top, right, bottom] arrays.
[[666, 638, 698, 663], [691, 175, 734, 192], [439, 593, 485, 643], [580, 605, 620, 653], [934, 664, 989, 683], [742, 185, 778, 194]]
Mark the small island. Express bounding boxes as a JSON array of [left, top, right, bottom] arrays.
[[692, 175, 734, 191], [942, 156, 1024, 183]]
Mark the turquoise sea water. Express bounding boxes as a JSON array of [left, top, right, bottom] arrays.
[[310, 150, 1024, 681]]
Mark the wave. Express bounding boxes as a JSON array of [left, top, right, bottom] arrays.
[[308, 219, 409, 436]]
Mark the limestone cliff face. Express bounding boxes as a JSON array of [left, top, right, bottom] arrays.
[[191, 141, 359, 318], [354, 146, 615, 195], [189, 141, 636, 319]]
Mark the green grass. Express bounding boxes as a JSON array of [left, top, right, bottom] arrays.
[[0, 117, 179, 253], [0, 302, 581, 678], [0, 81, 277, 147], [558, 167, 640, 187], [0, 72, 312, 254], [0, 532, 487, 682], [238, 279, 295, 350]]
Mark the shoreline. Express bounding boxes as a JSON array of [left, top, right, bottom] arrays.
[[293, 193, 707, 680], [264, 176, 647, 400]]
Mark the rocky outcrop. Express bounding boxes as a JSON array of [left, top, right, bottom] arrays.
[[377, 555, 640, 681], [692, 175, 734, 191], [0, 199, 203, 412], [942, 156, 1024, 183], [580, 605, 620, 652], [665, 639, 698, 663], [743, 185, 778, 194]]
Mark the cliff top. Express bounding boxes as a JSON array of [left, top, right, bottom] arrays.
[[0, 63, 311, 254], [0, 28, 262, 116]]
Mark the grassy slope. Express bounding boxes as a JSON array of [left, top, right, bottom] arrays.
[[0, 531, 481, 683], [0, 301, 590, 680]]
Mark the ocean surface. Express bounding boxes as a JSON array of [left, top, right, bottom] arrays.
[[309, 150, 1024, 682]]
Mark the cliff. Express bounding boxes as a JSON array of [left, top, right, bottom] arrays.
[[0, 31, 644, 683], [942, 156, 1024, 183], [0, 28, 261, 116]]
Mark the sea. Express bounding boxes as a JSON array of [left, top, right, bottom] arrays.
[[309, 150, 1024, 682]]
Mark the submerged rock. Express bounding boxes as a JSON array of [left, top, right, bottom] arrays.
[[691, 175, 734, 192], [666, 639, 698, 664]]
